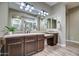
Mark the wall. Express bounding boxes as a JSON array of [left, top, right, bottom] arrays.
[[67, 7, 79, 42], [66, 11, 70, 41], [50, 3, 66, 46], [0, 2, 8, 36]]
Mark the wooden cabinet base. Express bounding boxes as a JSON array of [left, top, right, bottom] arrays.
[[47, 33, 58, 46], [2, 35, 45, 56]]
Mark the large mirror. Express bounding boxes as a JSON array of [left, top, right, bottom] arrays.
[[9, 9, 37, 33], [47, 18, 57, 29]]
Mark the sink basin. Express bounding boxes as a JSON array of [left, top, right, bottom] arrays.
[[44, 34, 53, 37]]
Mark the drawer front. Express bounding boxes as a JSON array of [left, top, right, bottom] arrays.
[[38, 35, 45, 40], [38, 35, 44, 38], [6, 37, 24, 44], [25, 35, 38, 41]]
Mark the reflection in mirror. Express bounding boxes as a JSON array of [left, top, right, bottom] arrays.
[[23, 18, 37, 33], [47, 18, 51, 29], [11, 16, 22, 31], [11, 16, 37, 33], [52, 19, 57, 28], [9, 9, 37, 33], [47, 18, 57, 29]]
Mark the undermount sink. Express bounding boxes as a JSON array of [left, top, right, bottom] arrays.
[[44, 34, 53, 37]]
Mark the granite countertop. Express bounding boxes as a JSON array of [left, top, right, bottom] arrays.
[[3, 33, 45, 38], [1, 31, 58, 38]]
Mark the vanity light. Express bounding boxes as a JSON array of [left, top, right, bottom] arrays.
[[20, 6, 23, 9], [31, 6, 34, 10], [40, 11, 43, 13], [19, 2, 49, 17], [25, 7, 29, 11], [38, 12, 40, 15], [44, 12, 46, 14], [26, 4, 30, 8], [46, 13, 48, 15], [20, 2, 25, 6], [25, 6, 29, 11], [29, 9, 32, 12]]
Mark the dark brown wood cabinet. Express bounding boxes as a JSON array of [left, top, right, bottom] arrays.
[[38, 35, 44, 52], [5, 37, 24, 56], [47, 33, 58, 46], [4, 34, 45, 56], [24, 35, 38, 55]]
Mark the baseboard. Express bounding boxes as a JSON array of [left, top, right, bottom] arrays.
[[67, 40, 79, 44], [57, 43, 66, 47]]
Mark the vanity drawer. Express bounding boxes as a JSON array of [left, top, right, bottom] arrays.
[[38, 35, 45, 40], [6, 37, 24, 44], [25, 35, 38, 41]]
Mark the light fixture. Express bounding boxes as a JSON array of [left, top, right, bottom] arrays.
[[26, 4, 30, 8], [46, 13, 48, 15], [20, 6, 23, 9], [31, 6, 34, 10], [38, 12, 40, 15], [20, 2, 25, 6], [40, 11, 43, 13], [25, 6, 29, 11], [19, 2, 49, 17], [29, 9, 32, 12]]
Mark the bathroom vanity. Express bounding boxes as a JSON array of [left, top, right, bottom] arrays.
[[3, 33, 45, 56], [44, 32, 58, 46], [0, 32, 58, 56]]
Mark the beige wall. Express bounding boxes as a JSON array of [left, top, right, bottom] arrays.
[[0, 2, 8, 36], [50, 3, 66, 46], [68, 7, 79, 42]]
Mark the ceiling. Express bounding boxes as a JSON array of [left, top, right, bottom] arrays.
[[45, 2, 58, 6], [66, 2, 79, 9], [45, 2, 79, 9]]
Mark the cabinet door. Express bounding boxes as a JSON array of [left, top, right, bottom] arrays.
[[25, 35, 38, 56], [38, 39, 44, 52], [38, 35, 44, 52], [54, 33, 58, 45], [6, 37, 24, 56], [7, 42, 24, 56]]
